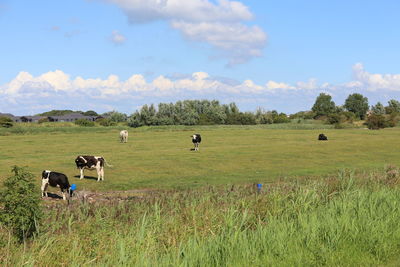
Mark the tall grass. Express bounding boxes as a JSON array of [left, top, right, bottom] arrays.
[[1, 169, 400, 266]]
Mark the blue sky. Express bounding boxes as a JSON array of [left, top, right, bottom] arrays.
[[1, 0, 400, 115]]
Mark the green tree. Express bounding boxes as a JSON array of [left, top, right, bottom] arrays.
[[0, 116, 13, 128], [83, 110, 98, 116], [127, 111, 143, 128], [385, 99, 400, 114], [0, 166, 43, 242], [344, 93, 369, 120], [103, 111, 127, 122], [311, 93, 336, 117], [371, 102, 385, 115]]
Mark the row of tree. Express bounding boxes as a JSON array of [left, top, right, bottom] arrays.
[[311, 93, 400, 119], [2, 94, 399, 129], [309, 93, 400, 128], [126, 100, 291, 127]]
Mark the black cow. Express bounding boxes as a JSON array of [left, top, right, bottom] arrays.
[[318, 133, 328, 140], [191, 134, 202, 151], [75, 155, 109, 181], [41, 170, 72, 200]]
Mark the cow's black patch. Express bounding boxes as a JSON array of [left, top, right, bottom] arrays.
[[318, 133, 328, 141]]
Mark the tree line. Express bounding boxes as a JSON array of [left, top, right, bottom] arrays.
[[308, 93, 400, 129], [1, 94, 399, 129]]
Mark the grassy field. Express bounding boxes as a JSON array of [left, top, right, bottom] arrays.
[[2, 124, 400, 266], [2, 170, 400, 266], [0, 124, 399, 192]]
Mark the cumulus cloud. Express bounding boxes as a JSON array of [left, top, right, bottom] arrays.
[[107, 0, 253, 23], [2, 64, 400, 115], [110, 30, 127, 44], [104, 0, 266, 65], [349, 63, 400, 91]]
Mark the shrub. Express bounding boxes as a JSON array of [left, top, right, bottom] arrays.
[[327, 113, 342, 124], [0, 166, 42, 242], [273, 113, 290, 123], [74, 119, 95, 127], [366, 114, 386, 129], [38, 117, 49, 124], [385, 113, 399, 127], [0, 116, 13, 128], [97, 118, 116, 127]]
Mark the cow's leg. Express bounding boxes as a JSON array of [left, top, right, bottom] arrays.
[[61, 190, 66, 201], [96, 164, 101, 182], [80, 168, 84, 179], [41, 179, 49, 197], [100, 167, 104, 181]]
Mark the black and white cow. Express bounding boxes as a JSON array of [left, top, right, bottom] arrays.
[[318, 133, 328, 141], [191, 134, 202, 151], [75, 155, 108, 181], [41, 170, 72, 200]]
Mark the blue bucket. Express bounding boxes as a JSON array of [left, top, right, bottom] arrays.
[[257, 183, 262, 191], [70, 184, 77, 191]]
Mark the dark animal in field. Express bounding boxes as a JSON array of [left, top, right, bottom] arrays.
[[41, 170, 72, 200], [75, 155, 112, 181], [191, 134, 202, 151], [318, 133, 328, 140], [120, 130, 128, 143]]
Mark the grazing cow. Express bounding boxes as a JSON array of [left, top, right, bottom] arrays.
[[120, 130, 128, 143], [75, 155, 111, 181], [41, 170, 73, 200], [318, 133, 328, 140], [191, 134, 202, 151]]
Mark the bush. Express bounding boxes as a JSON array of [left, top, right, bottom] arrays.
[[385, 113, 399, 127], [96, 118, 116, 127], [74, 119, 95, 127], [38, 117, 49, 124], [273, 113, 290, 123], [0, 166, 42, 242], [327, 113, 342, 124], [0, 116, 13, 128], [366, 114, 386, 129]]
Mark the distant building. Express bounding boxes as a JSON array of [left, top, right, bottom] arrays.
[[48, 112, 98, 122], [20, 116, 46, 122]]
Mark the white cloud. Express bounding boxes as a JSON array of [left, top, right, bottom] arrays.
[[2, 64, 400, 115], [107, 0, 253, 23], [110, 30, 127, 44], [350, 63, 400, 91], [171, 21, 266, 65], [104, 0, 266, 65]]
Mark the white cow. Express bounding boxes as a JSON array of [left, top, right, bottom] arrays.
[[120, 130, 128, 143]]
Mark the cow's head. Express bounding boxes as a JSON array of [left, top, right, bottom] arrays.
[[41, 170, 51, 179], [75, 156, 86, 168]]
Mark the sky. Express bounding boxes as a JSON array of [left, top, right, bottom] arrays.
[[1, 0, 400, 115]]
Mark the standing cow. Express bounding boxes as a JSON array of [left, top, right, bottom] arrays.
[[75, 155, 111, 181], [120, 130, 128, 143], [41, 170, 73, 200], [191, 134, 202, 151]]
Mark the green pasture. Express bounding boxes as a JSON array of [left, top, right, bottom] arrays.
[[0, 125, 399, 191]]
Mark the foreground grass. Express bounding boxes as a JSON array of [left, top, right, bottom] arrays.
[[1, 169, 400, 266], [0, 124, 399, 191]]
